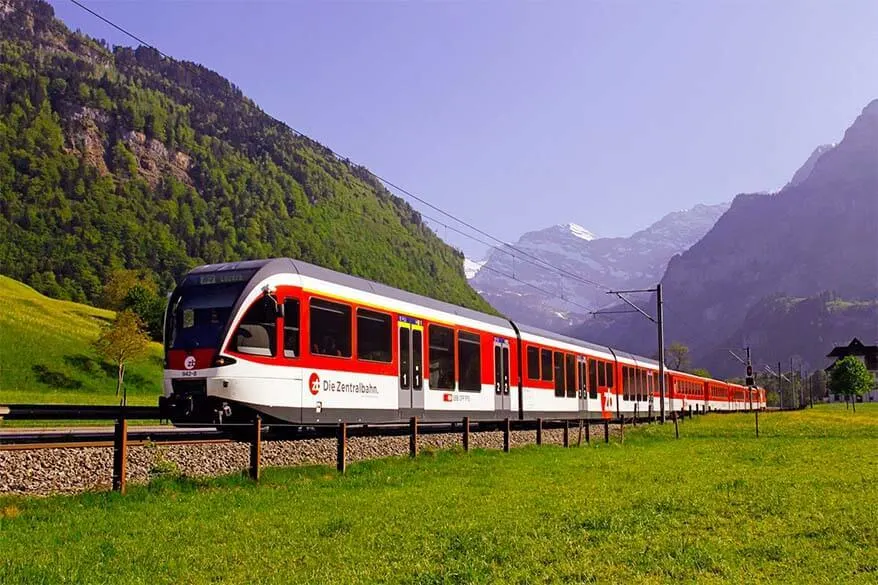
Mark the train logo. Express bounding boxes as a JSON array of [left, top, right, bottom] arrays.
[[309, 373, 320, 396], [184, 355, 196, 370]]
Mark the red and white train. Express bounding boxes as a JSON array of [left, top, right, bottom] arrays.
[[160, 258, 765, 425]]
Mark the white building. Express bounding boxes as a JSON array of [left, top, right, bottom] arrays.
[[825, 338, 878, 402]]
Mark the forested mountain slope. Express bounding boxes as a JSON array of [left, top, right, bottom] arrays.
[[0, 0, 491, 312]]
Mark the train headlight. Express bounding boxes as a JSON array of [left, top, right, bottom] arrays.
[[212, 355, 237, 367]]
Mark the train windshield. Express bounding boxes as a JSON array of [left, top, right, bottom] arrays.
[[165, 269, 255, 350]]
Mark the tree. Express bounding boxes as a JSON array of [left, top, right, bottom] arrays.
[[828, 356, 873, 413], [101, 269, 156, 310], [92, 310, 150, 406], [691, 368, 712, 378], [666, 342, 690, 371], [122, 284, 166, 341]]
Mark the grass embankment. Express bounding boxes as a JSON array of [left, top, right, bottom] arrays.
[[1, 404, 876, 584], [0, 275, 163, 407]]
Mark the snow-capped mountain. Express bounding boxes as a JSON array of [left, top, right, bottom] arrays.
[[566, 223, 598, 241], [463, 257, 485, 279], [468, 203, 730, 331]]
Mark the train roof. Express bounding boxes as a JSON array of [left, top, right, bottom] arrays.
[[188, 258, 671, 369], [190, 257, 515, 331], [517, 323, 613, 354]]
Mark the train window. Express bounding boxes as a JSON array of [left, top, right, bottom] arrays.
[[310, 298, 352, 357], [232, 299, 277, 357], [622, 367, 630, 401], [588, 360, 598, 399], [502, 346, 510, 393], [579, 360, 586, 395], [429, 325, 455, 390], [458, 330, 481, 392], [598, 361, 606, 387], [607, 363, 614, 388], [399, 327, 410, 388], [553, 352, 565, 397], [527, 346, 540, 381], [356, 309, 391, 363], [640, 370, 646, 402], [541, 349, 553, 382], [283, 299, 300, 358], [565, 354, 576, 398], [412, 329, 423, 390]]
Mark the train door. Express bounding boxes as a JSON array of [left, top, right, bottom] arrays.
[[282, 296, 303, 421], [398, 318, 424, 414], [494, 338, 511, 413], [577, 356, 588, 417]]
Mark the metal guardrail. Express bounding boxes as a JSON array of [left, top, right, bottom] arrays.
[[0, 404, 161, 420]]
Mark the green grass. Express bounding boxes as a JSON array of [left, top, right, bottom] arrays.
[[0, 276, 163, 409], [2, 404, 876, 584]]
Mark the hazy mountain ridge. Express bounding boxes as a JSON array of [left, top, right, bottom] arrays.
[[469, 203, 729, 330], [574, 100, 878, 376]]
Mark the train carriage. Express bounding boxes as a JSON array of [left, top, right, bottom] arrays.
[[516, 325, 618, 420], [160, 258, 765, 426]]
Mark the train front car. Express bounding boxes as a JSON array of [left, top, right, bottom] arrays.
[[160, 259, 280, 425], [160, 257, 525, 426]]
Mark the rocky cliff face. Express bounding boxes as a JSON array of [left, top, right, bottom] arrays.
[[469, 205, 728, 330], [574, 100, 878, 376], [0, 0, 490, 312]]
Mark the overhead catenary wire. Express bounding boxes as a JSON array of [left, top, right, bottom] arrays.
[[66, 0, 615, 297]]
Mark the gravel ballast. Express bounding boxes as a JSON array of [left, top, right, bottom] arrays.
[[0, 425, 615, 496]]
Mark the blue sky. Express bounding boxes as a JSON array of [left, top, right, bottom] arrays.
[[48, 1, 878, 258]]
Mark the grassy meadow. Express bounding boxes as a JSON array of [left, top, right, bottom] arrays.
[[1, 404, 876, 584], [0, 276, 163, 407]]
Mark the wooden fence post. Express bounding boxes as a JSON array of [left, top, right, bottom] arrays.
[[112, 417, 128, 494], [634, 404, 638, 426], [536, 418, 543, 446], [619, 417, 624, 444], [604, 420, 609, 444], [577, 419, 583, 446], [249, 416, 262, 481], [563, 420, 569, 448], [585, 421, 591, 444], [674, 412, 680, 439], [503, 418, 510, 453], [409, 416, 418, 458], [755, 409, 759, 439], [462, 416, 470, 452], [336, 422, 347, 473]]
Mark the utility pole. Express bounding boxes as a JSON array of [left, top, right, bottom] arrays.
[[657, 284, 666, 424], [746, 346, 753, 411], [790, 358, 796, 409], [808, 374, 814, 408], [778, 361, 783, 409], [591, 284, 666, 423]]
